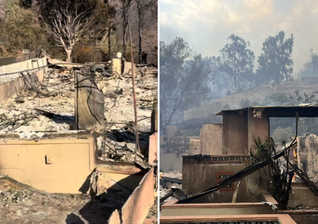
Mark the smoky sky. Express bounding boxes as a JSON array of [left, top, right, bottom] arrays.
[[160, 0, 318, 74]]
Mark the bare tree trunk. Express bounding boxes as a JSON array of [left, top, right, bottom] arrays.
[[123, 25, 128, 58], [108, 26, 111, 54], [66, 49, 72, 63], [121, 0, 132, 58], [136, 0, 143, 64], [138, 26, 142, 64]]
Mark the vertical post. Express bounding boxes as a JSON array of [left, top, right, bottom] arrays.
[[74, 70, 79, 130], [232, 181, 241, 203], [129, 23, 139, 161], [108, 25, 111, 54]]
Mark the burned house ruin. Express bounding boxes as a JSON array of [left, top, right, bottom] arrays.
[[0, 55, 158, 224], [161, 106, 318, 224]]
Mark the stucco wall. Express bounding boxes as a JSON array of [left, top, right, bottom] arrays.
[[248, 108, 270, 152], [200, 124, 222, 155], [0, 57, 47, 102], [182, 155, 251, 203], [0, 135, 95, 193], [108, 168, 154, 224], [222, 111, 248, 155]]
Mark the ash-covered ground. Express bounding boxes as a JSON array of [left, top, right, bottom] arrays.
[[0, 62, 158, 223]]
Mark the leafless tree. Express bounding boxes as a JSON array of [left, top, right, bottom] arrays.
[[37, 0, 111, 62], [45, 8, 92, 62]]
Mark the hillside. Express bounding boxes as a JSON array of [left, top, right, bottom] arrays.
[[184, 77, 318, 121]]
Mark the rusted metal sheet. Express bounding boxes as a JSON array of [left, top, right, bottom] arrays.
[[74, 72, 105, 131], [108, 168, 155, 224]]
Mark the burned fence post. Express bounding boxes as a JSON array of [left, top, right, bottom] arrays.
[[74, 71, 105, 131]]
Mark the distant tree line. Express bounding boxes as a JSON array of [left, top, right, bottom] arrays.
[[161, 31, 318, 128], [0, 0, 157, 63], [160, 37, 212, 128]]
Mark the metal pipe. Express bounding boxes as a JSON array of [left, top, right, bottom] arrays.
[[128, 23, 140, 161]]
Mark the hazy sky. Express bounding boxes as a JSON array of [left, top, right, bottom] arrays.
[[160, 0, 318, 74]]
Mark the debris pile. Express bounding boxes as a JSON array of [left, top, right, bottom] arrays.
[[0, 62, 158, 164], [0, 188, 32, 207], [95, 129, 149, 162], [159, 171, 183, 205], [0, 60, 158, 223], [0, 177, 126, 223], [289, 205, 318, 210]]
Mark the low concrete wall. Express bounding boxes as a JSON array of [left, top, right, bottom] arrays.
[[0, 57, 47, 102], [108, 168, 154, 224], [96, 163, 146, 193], [160, 214, 296, 224], [0, 134, 95, 193], [161, 202, 275, 216], [289, 183, 318, 207], [0, 76, 25, 101], [160, 194, 293, 222], [280, 210, 318, 224]]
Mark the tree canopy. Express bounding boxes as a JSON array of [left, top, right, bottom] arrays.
[[218, 34, 255, 93], [37, 0, 112, 62], [160, 37, 212, 128], [299, 49, 318, 78], [0, 0, 46, 55], [257, 31, 294, 84]]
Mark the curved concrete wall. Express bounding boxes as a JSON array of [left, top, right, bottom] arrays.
[[0, 57, 47, 101]]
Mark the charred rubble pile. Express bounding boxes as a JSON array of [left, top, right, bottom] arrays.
[[160, 137, 318, 210], [0, 59, 157, 222], [0, 60, 158, 164], [0, 175, 131, 223]]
